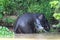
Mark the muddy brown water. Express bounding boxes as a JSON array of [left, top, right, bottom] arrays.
[[7, 27, 60, 40], [14, 33, 60, 40], [8, 26, 60, 39]]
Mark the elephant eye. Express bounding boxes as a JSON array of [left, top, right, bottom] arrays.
[[37, 26, 39, 28]]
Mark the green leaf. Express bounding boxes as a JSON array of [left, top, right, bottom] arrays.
[[0, 13, 3, 19]]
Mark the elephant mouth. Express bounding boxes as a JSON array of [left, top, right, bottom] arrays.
[[36, 27, 47, 32], [34, 23, 48, 32]]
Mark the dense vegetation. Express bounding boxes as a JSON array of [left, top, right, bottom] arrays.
[[0, 0, 60, 37], [0, 0, 60, 24], [0, 26, 14, 37]]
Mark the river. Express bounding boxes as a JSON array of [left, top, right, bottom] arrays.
[[14, 33, 60, 40]]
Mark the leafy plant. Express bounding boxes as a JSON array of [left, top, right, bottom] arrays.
[[0, 0, 4, 12], [53, 13, 60, 20], [28, 1, 53, 22], [0, 26, 14, 37], [49, 1, 59, 8], [3, 16, 16, 23], [0, 13, 3, 19]]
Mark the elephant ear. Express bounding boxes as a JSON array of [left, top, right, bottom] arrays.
[[38, 14, 43, 20]]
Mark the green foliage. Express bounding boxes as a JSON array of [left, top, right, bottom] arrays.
[[49, 0, 60, 24], [0, 0, 4, 12], [3, 17, 16, 23], [27, 0, 53, 22], [53, 13, 60, 20], [55, 2, 60, 13], [50, 28, 57, 32], [0, 13, 3, 19], [56, 23, 60, 28], [49, 1, 59, 8], [0, 0, 60, 24], [52, 0, 60, 20], [0, 26, 14, 37], [50, 23, 60, 32], [4, 0, 15, 15], [0, 0, 10, 12], [28, 4, 41, 13], [6, 18, 15, 23]]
